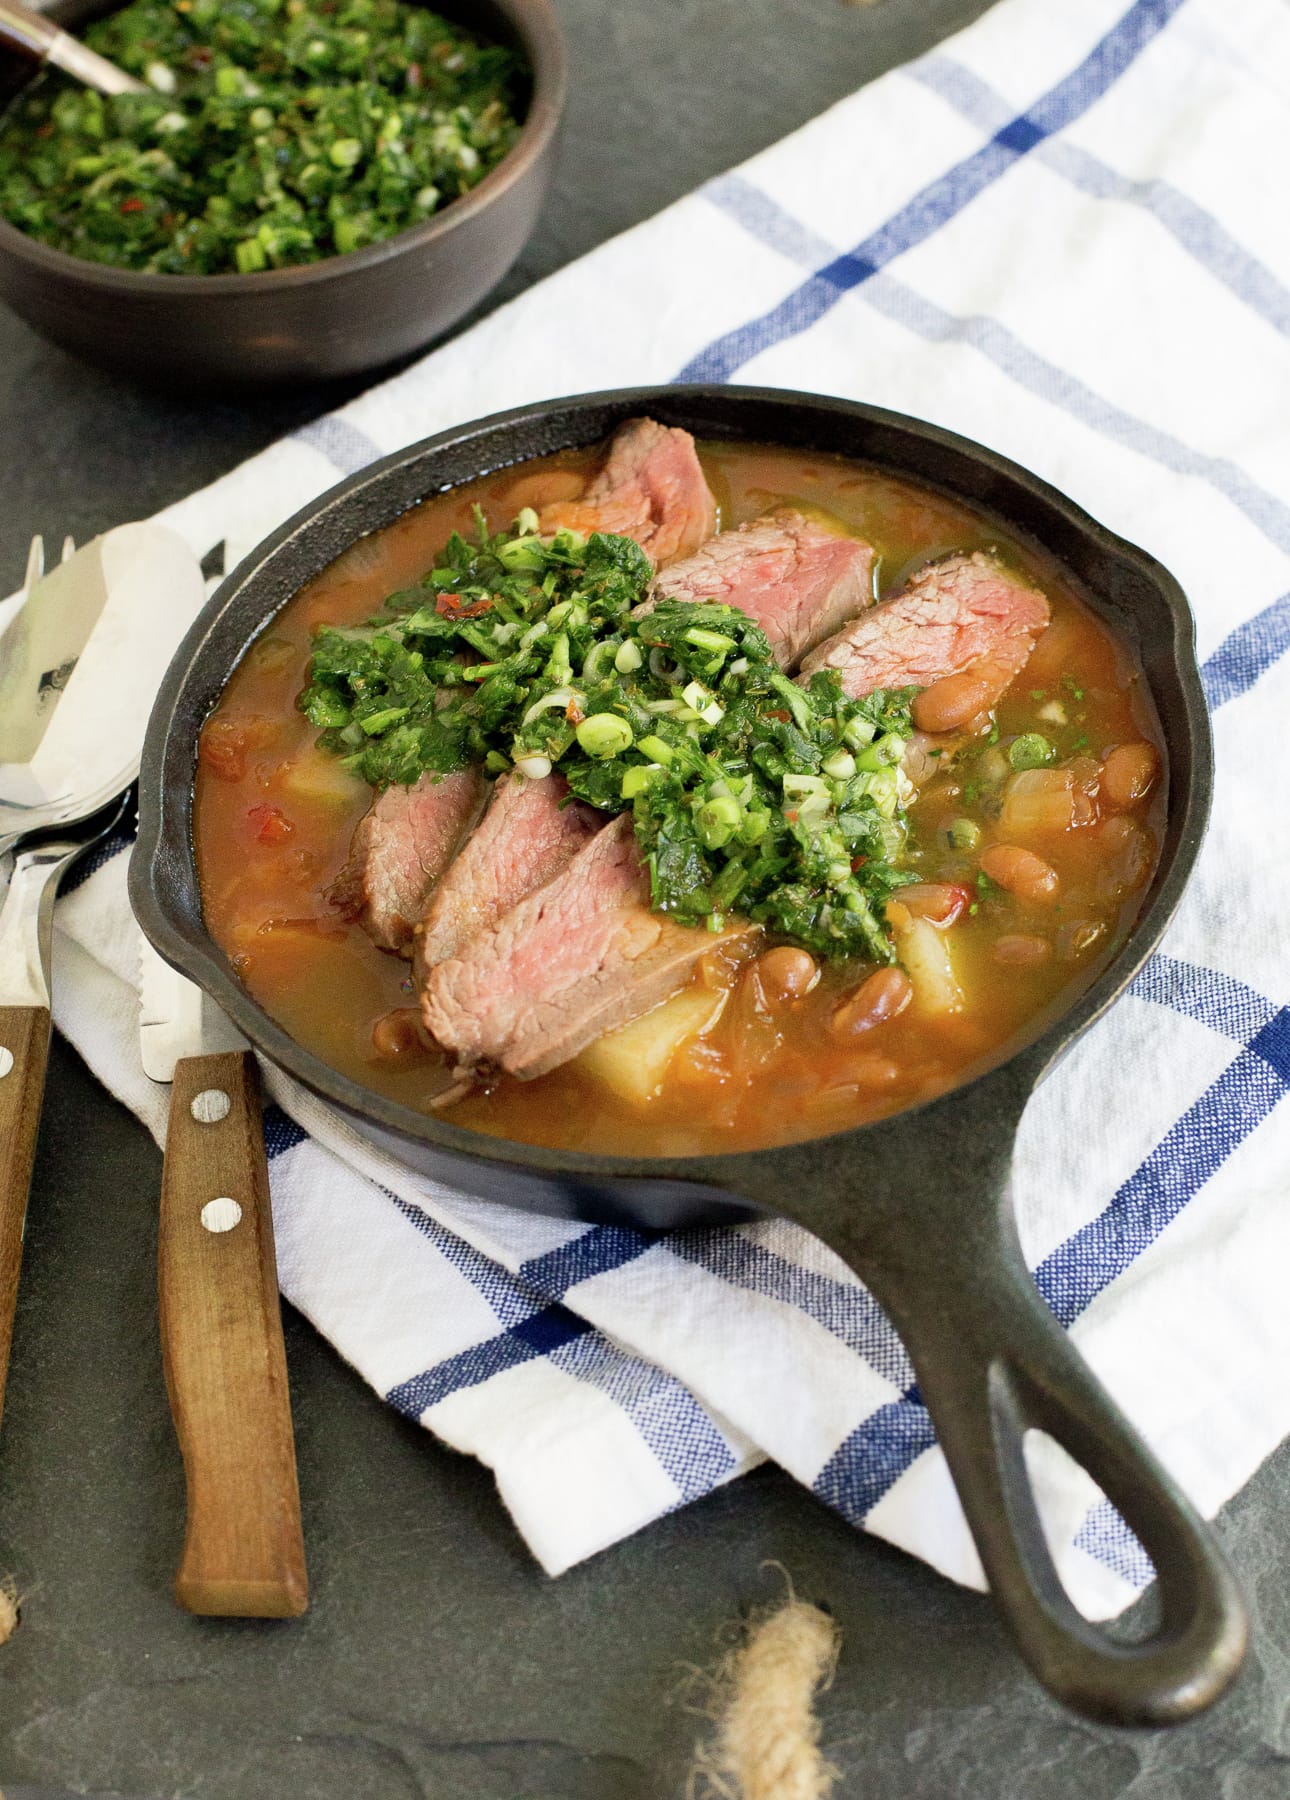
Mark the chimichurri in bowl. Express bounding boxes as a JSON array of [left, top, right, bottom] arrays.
[[0, 0, 565, 382], [0, 0, 524, 276]]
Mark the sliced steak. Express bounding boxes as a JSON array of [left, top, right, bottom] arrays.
[[330, 766, 486, 954], [423, 813, 757, 1080], [649, 509, 875, 669], [414, 770, 601, 981], [538, 417, 715, 567], [798, 552, 1050, 709]]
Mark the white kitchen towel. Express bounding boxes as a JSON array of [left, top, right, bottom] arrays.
[[36, 0, 1290, 1605]]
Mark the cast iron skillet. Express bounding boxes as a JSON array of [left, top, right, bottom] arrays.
[[131, 386, 1247, 1726]]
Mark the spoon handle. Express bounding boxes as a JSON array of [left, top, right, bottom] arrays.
[[0, 1, 148, 96]]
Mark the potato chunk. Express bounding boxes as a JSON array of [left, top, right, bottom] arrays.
[[579, 985, 728, 1105], [893, 914, 964, 1016]]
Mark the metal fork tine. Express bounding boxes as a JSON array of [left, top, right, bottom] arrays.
[[61, 535, 76, 564], [22, 534, 44, 597]]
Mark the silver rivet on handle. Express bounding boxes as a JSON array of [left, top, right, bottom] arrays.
[[191, 1088, 231, 1123], [200, 1197, 242, 1234]]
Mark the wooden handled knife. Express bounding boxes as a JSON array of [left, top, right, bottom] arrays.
[[139, 938, 307, 1618]]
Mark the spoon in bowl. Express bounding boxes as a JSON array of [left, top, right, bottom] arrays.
[[0, 0, 147, 96]]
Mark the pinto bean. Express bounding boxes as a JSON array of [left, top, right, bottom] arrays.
[[1057, 919, 1105, 962], [830, 966, 913, 1039], [371, 1009, 428, 1060], [1099, 742, 1160, 810], [912, 668, 997, 734], [980, 843, 1060, 906], [755, 946, 820, 1008], [992, 934, 1052, 967]]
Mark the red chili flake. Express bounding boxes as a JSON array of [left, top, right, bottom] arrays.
[[434, 590, 493, 618], [785, 808, 799, 824], [120, 197, 146, 215], [851, 855, 867, 872], [766, 709, 790, 723], [36, 123, 53, 138], [565, 699, 585, 725], [247, 804, 294, 846]]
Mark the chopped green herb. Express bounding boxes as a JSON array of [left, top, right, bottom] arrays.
[[299, 513, 920, 961], [0, 0, 524, 275]]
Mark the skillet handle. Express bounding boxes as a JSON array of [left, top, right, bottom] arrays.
[[857, 1205, 1247, 1725]]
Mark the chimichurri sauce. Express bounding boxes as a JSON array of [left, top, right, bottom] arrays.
[[0, 0, 525, 275]]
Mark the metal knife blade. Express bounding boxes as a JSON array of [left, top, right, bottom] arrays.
[[138, 935, 245, 1080]]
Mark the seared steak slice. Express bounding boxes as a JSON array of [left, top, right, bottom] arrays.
[[650, 509, 875, 669], [330, 766, 486, 954], [539, 417, 715, 567], [414, 770, 601, 979], [799, 552, 1050, 702], [423, 813, 757, 1080]]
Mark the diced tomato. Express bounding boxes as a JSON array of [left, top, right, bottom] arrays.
[[247, 804, 295, 846], [897, 882, 971, 927], [200, 719, 249, 782], [434, 591, 493, 619], [120, 197, 146, 215], [200, 714, 278, 782]]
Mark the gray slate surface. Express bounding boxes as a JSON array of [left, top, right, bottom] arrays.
[[1, 1, 1288, 1794]]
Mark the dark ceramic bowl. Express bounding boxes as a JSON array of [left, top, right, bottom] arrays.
[[0, 0, 565, 385], [132, 385, 1245, 1725]]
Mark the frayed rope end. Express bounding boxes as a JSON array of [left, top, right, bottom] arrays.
[[0, 1577, 21, 1646], [686, 1568, 842, 1800]]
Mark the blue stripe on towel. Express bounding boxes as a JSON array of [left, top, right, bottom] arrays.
[[912, 57, 1290, 341], [1035, 1035, 1290, 1327], [62, 822, 135, 895], [291, 416, 383, 476], [701, 174, 1290, 558], [520, 1224, 660, 1292], [551, 1335, 739, 1500], [671, 1228, 913, 1390], [814, 966, 1290, 1520], [1202, 591, 1290, 709], [386, 1299, 591, 1416], [676, 0, 1187, 383], [1075, 1497, 1156, 1587], [263, 1104, 307, 1159], [815, 1396, 938, 1527]]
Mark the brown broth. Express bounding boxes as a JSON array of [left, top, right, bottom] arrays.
[[194, 442, 1166, 1156]]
